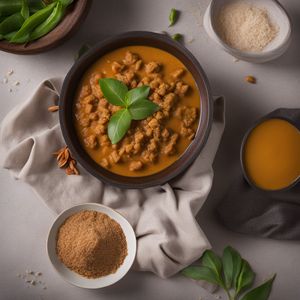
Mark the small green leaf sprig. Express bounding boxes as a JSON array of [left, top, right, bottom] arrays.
[[182, 246, 276, 300], [99, 78, 160, 144]]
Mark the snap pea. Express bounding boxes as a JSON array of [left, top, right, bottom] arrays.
[[0, 0, 22, 17], [10, 2, 56, 43], [3, 31, 17, 40], [29, 1, 46, 13], [58, 0, 73, 6], [21, 0, 29, 19], [0, 13, 24, 35], [0, 0, 46, 17], [30, 2, 64, 41]]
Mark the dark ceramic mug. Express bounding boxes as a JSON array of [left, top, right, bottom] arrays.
[[59, 31, 214, 189], [240, 108, 300, 192]]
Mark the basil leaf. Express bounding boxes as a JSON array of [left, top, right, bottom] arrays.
[[241, 275, 276, 300], [128, 99, 159, 120], [181, 266, 224, 287], [222, 246, 242, 289], [236, 259, 255, 295], [125, 85, 150, 106], [202, 250, 222, 278], [169, 8, 178, 27], [108, 109, 132, 144], [99, 78, 128, 107]]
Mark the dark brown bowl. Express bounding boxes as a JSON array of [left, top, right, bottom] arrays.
[[240, 108, 300, 193], [0, 0, 91, 55], [59, 31, 213, 189]]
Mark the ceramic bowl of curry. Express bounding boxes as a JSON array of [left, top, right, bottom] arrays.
[[241, 108, 300, 192], [59, 31, 213, 189]]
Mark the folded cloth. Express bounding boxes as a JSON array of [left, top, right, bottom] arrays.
[[218, 169, 300, 240], [217, 108, 300, 241], [0, 78, 225, 278]]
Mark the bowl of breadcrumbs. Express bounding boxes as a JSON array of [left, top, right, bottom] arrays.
[[47, 203, 136, 289]]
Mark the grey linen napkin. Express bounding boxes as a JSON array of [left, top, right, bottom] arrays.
[[218, 108, 300, 240], [218, 170, 300, 240], [0, 78, 225, 278]]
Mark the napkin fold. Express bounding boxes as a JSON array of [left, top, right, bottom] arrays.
[[0, 78, 225, 278], [218, 170, 300, 240]]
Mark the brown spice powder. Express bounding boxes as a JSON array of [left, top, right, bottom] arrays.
[[56, 210, 128, 278]]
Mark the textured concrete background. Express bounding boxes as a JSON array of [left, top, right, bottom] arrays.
[[0, 0, 300, 299]]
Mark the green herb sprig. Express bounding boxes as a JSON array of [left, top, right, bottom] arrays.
[[182, 246, 276, 300], [99, 78, 160, 144]]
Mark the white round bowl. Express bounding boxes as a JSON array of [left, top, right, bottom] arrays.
[[204, 0, 292, 63], [47, 203, 136, 289]]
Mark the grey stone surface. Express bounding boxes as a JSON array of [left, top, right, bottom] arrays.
[[0, 0, 299, 299]]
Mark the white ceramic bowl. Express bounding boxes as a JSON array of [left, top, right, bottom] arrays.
[[204, 0, 292, 63], [47, 203, 136, 289]]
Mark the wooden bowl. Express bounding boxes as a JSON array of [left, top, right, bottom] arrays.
[[0, 0, 91, 55], [59, 31, 214, 189]]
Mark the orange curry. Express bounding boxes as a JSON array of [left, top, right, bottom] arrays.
[[74, 46, 200, 177]]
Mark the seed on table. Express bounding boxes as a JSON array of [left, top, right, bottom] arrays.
[[245, 75, 257, 84], [48, 105, 59, 112]]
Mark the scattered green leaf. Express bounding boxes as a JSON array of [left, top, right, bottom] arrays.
[[169, 8, 179, 27], [172, 33, 183, 42], [75, 43, 91, 61], [241, 275, 276, 300]]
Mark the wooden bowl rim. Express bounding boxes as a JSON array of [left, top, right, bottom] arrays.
[[0, 0, 91, 55]]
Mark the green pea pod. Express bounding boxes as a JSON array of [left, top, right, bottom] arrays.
[[10, 2, 56, 43], [0, 0, 21, 17], [30, 2, 66, 41], [60, 0, 74, 6], [21, 0, 29, 19], [0, 13, 24, 35], [29, 0, 46, 13], [0, 0, 45, 17], [3, 31, 17, 40]]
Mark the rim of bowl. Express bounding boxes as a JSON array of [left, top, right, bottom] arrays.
[[240, 115, 300, 193], [59, 31, 213, 189], [46, 203, 137, 289], [209, 0, 292, 59]]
